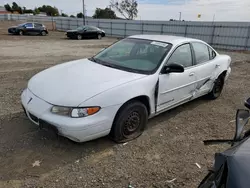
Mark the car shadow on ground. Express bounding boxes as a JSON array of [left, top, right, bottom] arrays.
[[147, 96, 210, 129], [0, 96, 209, 181]]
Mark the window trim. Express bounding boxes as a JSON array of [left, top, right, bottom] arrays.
[[164, 42, 195, 69], [208, 46, 217, 60]]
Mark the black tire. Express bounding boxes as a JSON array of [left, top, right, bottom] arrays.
[[207, 74, 225, 99], [41, 30, 47, 36], [97, 34, 102, 40], [19, 30, 23, 36], [110, 101, 148, 143], [77, 34, 82, 40]]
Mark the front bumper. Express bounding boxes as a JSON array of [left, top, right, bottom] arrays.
[[66, 32, 77, 38], [8, 28, 18, 34], [225, 66, 231, 81], [21, 89, 118, 142]]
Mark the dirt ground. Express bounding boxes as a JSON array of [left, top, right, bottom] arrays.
[[1, 21, 250, 188]]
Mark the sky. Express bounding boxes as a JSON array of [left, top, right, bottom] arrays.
[[1, 0, 250, 21]]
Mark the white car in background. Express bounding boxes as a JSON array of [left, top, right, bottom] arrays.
[[21, 35, 231, 143]]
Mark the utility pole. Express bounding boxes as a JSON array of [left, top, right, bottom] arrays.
[[82, 0, 85, 25], [179, 12, 182, 21], [212, 14, 215, 22]]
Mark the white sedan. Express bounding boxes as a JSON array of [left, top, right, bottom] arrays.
[[21, 35, 231, 143]]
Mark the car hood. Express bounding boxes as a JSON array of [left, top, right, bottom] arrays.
[[9, 26, 18, 29], [212, 138, 250, 188], [67, 30, 78, 32], [28, 59, 146, 106]]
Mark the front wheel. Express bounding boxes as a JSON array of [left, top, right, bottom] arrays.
[[207, 74, 225, 99], [110, 101, 148, 143], [77, 34, 82, 40], [19, 30, 23, 35]]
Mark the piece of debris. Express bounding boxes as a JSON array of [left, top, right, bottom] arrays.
[[195, 163, 201, 169], [166, 178, 176, 183], [32, 160, 41, 167], [160, 134, 163, 137], [27, 174, 40, 178], [123, 142, 128, 146], [75, 159, 80, 163], [55, 179, 59, 182], [128, 184, 134, 188], [230, 119, 236, 123]]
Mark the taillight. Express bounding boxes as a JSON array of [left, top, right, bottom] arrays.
[[228, 57, 231, 64]]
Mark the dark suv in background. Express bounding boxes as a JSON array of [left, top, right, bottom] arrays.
[[8, 22, 48, 36]]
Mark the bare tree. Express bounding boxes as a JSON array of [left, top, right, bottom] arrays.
[[110, 0, 138, 20]]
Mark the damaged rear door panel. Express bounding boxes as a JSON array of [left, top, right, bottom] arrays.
[[190, 42, 221, 98]]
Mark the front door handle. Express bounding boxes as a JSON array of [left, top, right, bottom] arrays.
[[216, 64, 220, 68], [189, 72, 195, 76]]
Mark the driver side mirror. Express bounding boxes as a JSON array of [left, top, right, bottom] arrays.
[[161, 63, 184, 74], [244, 97, 250, 109], [234, 109, 250, 141]]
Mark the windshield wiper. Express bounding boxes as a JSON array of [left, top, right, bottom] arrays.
[[88, 57, 97, 62], [101, 63, 117, 69], [91, 58, 116, 68]]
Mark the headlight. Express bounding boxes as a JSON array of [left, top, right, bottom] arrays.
[[51, 106, 100, 118]]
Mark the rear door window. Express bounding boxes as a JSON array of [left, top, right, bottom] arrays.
[[192, 42, 210, 64], [89, 26, 99, 31], [34, 23, 42, 28]]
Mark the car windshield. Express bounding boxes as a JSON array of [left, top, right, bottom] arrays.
[[18, 23, 26, 26], [91, 38, 172, 74]]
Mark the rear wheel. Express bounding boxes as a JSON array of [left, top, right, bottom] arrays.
[[19, 30, 23, 35], [77, 34, 82, 40], [110, 101, 148, 143], [41, 31, 47, 36], [97, 34, 102, 40], [207, 74, 225, 99]]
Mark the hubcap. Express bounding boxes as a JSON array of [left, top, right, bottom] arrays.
[[78, 35, 81, 40], [98, 35, 101, 39], [42, 31, 46, 36], [123, 111, 140, 137]]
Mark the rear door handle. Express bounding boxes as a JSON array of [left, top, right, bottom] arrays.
[[189, 72, 195, 76]]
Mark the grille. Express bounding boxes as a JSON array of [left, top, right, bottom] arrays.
[[39, 120, 58, 134]]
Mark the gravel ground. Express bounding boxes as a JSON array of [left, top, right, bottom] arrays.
[[0, 21, 250, 188]]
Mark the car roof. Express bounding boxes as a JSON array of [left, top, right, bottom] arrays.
[[128, 35, 203, 46], [23, 22, 42, 24]]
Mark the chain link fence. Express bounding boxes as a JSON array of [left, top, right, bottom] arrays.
[[1, 14, 250, 51]]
